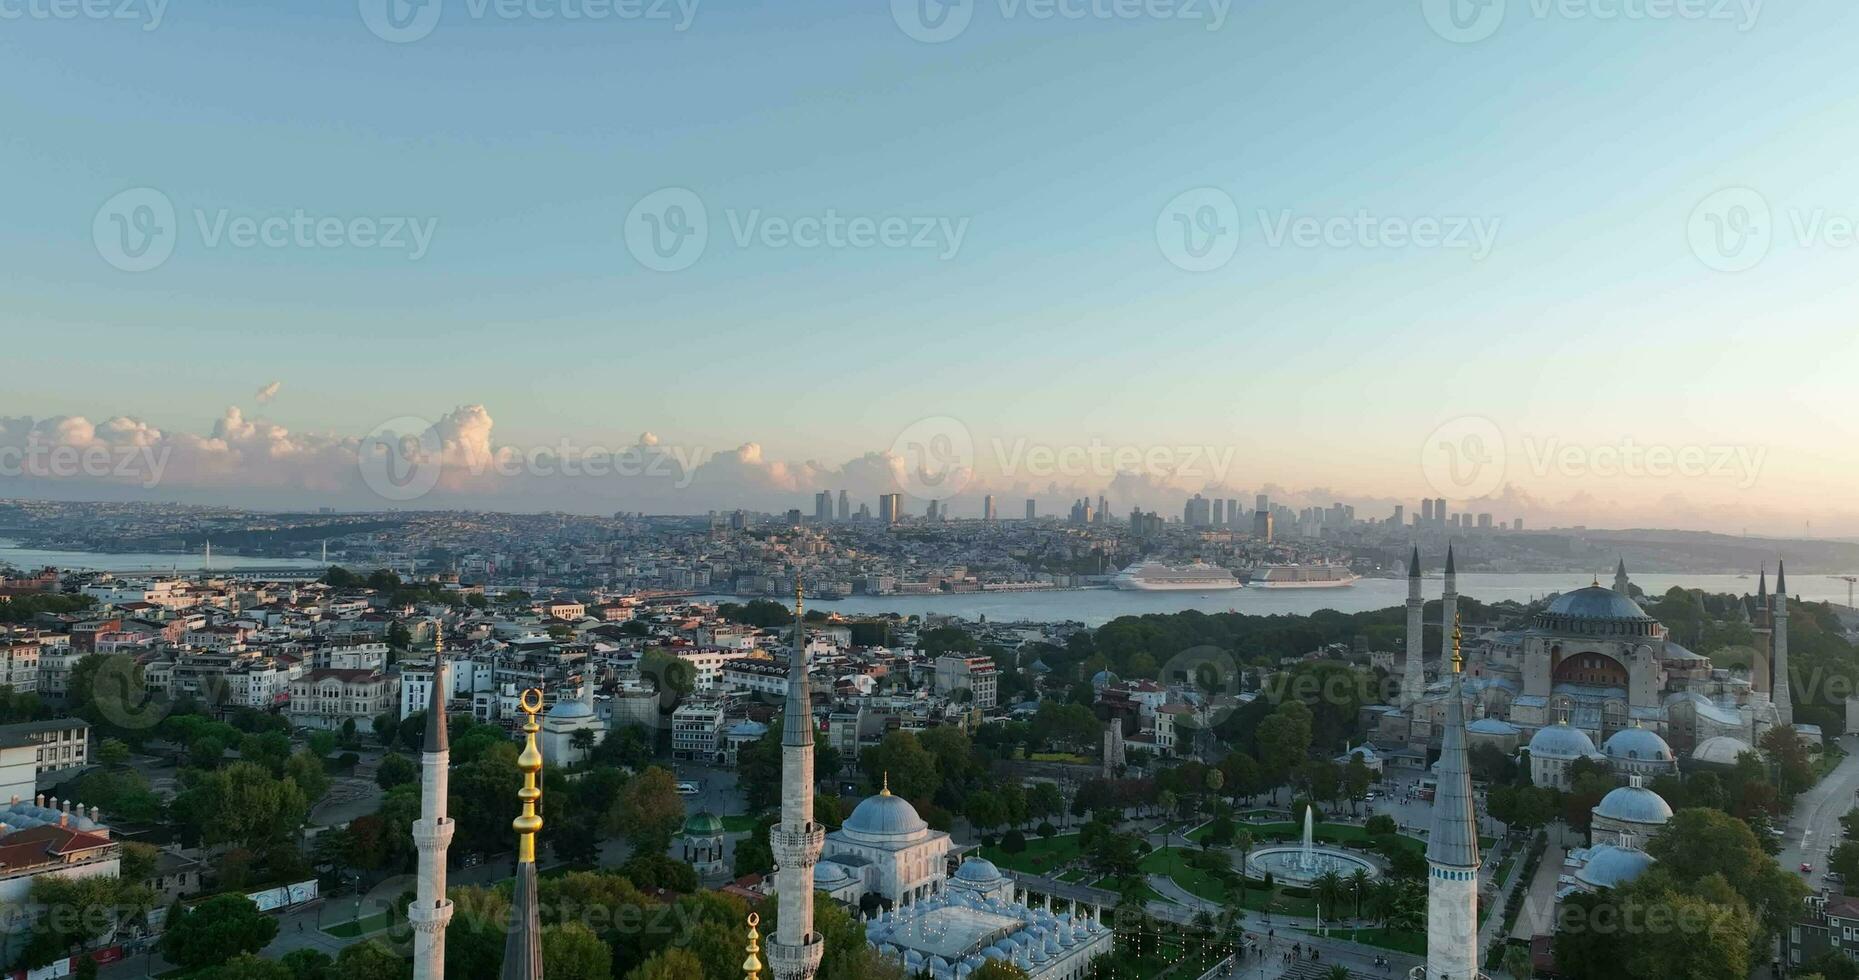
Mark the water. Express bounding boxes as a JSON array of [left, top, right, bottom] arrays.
[[740, 572, 1859, 626], [0, 539, 326, 573]]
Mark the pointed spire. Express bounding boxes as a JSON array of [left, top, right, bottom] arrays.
[[1758, 567, 1767, 599], [501, 689, 545, 980], [743, 913, 764, 980], [423, 631, 448, 754], [1776, 560, 1787, 596], [1445, 543, 1455, 575], [1409, 545, 1421, 578]]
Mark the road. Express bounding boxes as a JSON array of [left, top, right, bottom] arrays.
[[1776, 735, 1859, 892]]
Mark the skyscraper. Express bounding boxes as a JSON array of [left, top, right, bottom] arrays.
[[1024, 499, 1036, 521], [878, 493, 900, 524], [814, 491, 832, 523], [1251, 508, 1273, 543], [767, 586, 823, 980], [983, 495, 997, 521], [837, 489, 849, 522], [1421, 499, 1434, 523]]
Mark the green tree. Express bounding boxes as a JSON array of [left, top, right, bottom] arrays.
[[965, 790, 1006, 833], [280, 949, 334, 980], [970, 961, 1030, 980], [615, 766, 686, 853], [543, 921, 612, 980], [200, 954, 293, 980], [376, 752, 418, 790], [171, 762, 309, 851], [859, 731, 940, 802], [97, 738, 130, 767], [1501, 943, 1534, 980], [334, 940, 412, 980], [626, 948, 704, 980], [157, 893, 279, 970]]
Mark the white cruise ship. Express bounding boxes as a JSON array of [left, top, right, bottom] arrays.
[[1246, 563, 1360, 589], [1112, 561, 1243, 591]]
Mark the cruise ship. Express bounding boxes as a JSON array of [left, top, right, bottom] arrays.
[[1245, 563, 1361, 589], [1112, 561, 1243, 591]]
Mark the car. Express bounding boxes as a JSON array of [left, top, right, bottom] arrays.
[[1828, 872, 1845, 885], [676, 782, 700, 795], [1801, 863, 1814, 874]]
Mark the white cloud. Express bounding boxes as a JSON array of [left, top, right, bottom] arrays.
[[255, 381, 283, 404]]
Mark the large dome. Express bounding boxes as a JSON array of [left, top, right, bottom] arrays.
[[1529, 723, 1598, 760], [1594, 784, 1673, 825], [1602, 727, 1673, 763], [1575, 844, 1655, 889], [843, 789, 928, 839], [1693, 735, 1754, 766], [1534, 586, 1659, 636]]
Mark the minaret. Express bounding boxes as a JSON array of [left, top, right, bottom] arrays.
[[1613, 558, 1630, 595], [501, 689, 544, 980], [1774, 561, 1792, 727], [767, 584, 824, 980], [1439, 543, 1458, 671], [1419, 615, 1481, 980], [1751, 569, 1772, 698], [409, 635, 455, 980], [744, 913, 765, 980], [1403, 546, 1425, 710]]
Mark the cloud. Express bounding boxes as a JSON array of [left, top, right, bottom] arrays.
[[255, 381, 282, 404]]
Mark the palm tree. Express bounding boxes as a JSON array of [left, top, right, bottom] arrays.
[[1368, 877, 1401, 926], [1313, 870, 1345, 925], [1347, 868, 1371, 920], [1326, 967, 1351, 980]]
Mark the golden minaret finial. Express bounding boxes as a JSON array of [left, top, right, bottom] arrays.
[[881, 771, 891, 796], [433, 626, 444, 656], [1451, 612, 1464, 675], [513, 688, 545, 863], [742, 912, 764, 980]]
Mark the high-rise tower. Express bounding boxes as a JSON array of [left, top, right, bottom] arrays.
[[1418, 616, 1481, 980], [768, 584, 823, 980], [410, 635, 454, 980], [1774, 561, 1792, 727], [1439, 544, 1458, 671], [1403, 546, 1425, 710]]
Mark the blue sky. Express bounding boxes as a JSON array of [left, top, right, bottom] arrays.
[[1, 0, 1855, 526]]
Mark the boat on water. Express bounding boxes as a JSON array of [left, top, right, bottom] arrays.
[[1112, 560, 1244, 592], [1246, 563, 1361, 589]]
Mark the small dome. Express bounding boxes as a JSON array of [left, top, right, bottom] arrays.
[[1467, 719, 1520, 736], [547, 698, 594, 720], [954, 857, 1003, 883], [1545, 586, 1654, 621], [1529, 723, 1597, 760], [1603, 727, 1673, 762], [1091, 670, 1119, 688], [842, 790, 928, 839], [1575, 845, 1655, 889], [1693, 735, 1754, 766], [682, 810, 723, 836], [1594, 785, 1673, 825]]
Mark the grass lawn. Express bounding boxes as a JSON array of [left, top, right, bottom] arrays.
[[721, 813, 764, 833], [1245, 822, 1495, 853], [322, 911, 392, 938], [1301, 925, 1428, 956], [1139, 847, 1318, 917], [1057, 868, 1094, 883], [988, 833, 1084, 875], [1495, 852, 1519, 889], [1816, 742, 1849, 782]]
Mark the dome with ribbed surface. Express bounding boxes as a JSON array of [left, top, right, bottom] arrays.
[[1693, 735, 1754, 766], [842, 791, 928, 839], [954, 856, 1003, 883], [1602, 727, 1673, 762], [1594, 785, 1673, 825], [1546, 587, 1653, 621], [1529, 723, 1597, 760], [1575, 844, 1654, 889], [682, 810, 723, 836]]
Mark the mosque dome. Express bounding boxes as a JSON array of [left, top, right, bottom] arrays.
[[1534, 586, 1659, 636], [1594, 784, 1673, 825], [954, 856, 1004, 884], [1575, 845, 1655, 889], [1602, 726, 1674, 763], [1529, 723, 1598, 760], [842, 786, 928, 840], [546, 697, 594, 720], [1693, 735, 1755, 766], [1091, 670, 1119, 689], [682, 811, 723, 836]]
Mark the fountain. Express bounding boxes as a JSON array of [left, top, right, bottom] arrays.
[[1244, 806, 1381, 887]]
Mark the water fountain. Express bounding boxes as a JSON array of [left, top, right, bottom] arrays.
[[1244, 806, 1381, 887]]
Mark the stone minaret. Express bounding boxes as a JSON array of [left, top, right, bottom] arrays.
[[1751, 569, 1772, 698], [1403, 546, 1425, 709], [1613, 558, 1630, 595], [1419, 616, 1481, 980], [409, 637, 455, 980], [1439, 544, 1458, 669], [768, 585, 823, 980], [1775, 561, 1792, 727], [501, 689, 545, 980]]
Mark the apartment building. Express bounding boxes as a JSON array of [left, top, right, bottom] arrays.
[[0, 635, 41, 694], [287, 669, 398, 731], [671, 699, 726, 762], [0, 719, 91, 775], [932, 655, 997, 710]]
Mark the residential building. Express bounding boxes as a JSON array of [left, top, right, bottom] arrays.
[[288, 669, 399, 731]]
